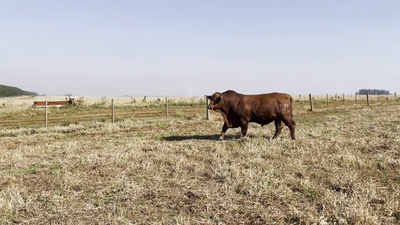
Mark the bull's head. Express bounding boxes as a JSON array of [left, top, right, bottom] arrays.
[[207, 92, 223, 111]]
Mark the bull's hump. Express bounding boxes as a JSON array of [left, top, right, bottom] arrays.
[[224, 90, 237, 94]]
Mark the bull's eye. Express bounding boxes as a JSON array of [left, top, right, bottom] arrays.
[[215, 96, 221, 104]]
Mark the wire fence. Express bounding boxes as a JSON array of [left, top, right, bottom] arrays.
[[1, 93, 398, 129]]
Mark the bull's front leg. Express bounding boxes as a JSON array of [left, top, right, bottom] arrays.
[[219, 123, 229, 140]]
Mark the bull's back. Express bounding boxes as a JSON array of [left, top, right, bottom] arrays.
[[252, 93, 292, 109], [248, 93, 293, 119], [257, 92, 292, 103]]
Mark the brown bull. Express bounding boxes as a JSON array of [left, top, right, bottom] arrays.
[[207, 90, 296, 140]]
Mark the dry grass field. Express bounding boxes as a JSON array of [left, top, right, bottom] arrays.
[[0, 96, 206, 129], [0, 95, 399, 224]]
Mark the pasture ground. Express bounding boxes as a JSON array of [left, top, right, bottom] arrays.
[[0, 96, 399, 224]]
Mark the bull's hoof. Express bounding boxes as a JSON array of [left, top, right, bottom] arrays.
[[219, 136, 224, 141]]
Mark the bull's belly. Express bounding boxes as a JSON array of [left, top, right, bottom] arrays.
[[226, 116, 276, 127], [250, 117, 275, 126]]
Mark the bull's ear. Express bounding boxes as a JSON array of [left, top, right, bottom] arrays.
[[206, 95, 211, 100]]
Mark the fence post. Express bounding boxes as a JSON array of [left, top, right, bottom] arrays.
[[309, 94, 313, 111], [355, 93, 358, 104], [326, 94, 329, 106], [299, 94, 301, 100], [395, 92, 397, 99], [205, 95, 210, 120], [387, 94, 389, 103], [112, 99, 114, 123], [45, 100, 48, 127], [342, 93, 345, 105], [367, 93, 370, 106], [165, 97, 169, 118]]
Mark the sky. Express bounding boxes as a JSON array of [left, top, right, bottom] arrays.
[[1, 0, 399, 97]]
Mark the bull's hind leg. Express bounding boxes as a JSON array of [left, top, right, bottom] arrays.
[[282, 119, 296, 140], [219, 123, 229, 140], [273, 120, 283, 139], [240, 118, 249, 138], [240, 123, 248, 138]]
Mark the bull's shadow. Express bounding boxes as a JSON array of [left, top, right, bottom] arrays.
[[162, 134, 233, 141], [162, 134, 269, 141]]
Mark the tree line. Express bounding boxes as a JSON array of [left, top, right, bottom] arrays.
[[0, 84, 39, 97], [357, 89, 391, 95]]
